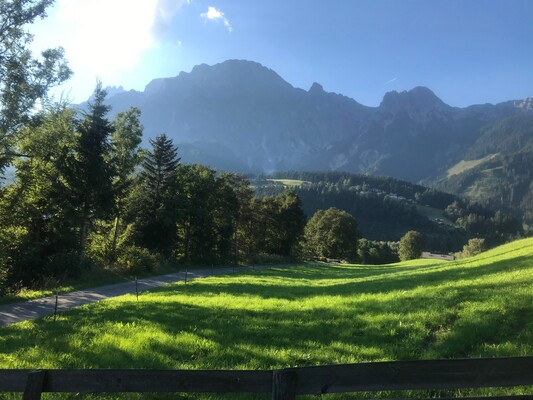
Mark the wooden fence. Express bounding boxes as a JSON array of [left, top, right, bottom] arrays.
[[1, 357, 532, 399]]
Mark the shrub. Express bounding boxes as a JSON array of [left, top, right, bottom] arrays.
[[458, 238, 486, 259], [116, 245, 161, 273]]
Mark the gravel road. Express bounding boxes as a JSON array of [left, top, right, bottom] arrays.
[[0, 264, 288, 327]]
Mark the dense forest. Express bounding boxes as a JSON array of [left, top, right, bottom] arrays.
[[260, 171, 523, 252]]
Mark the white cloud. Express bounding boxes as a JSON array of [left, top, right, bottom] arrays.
[[201, 6, 232, 32], [385, 77, 398, 85]]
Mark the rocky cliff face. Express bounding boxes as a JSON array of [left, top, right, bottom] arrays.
[[99, 59, 532, 182]]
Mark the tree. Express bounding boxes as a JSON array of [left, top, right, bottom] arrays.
[[303, 208, 359, 261], [108, 107, 143, 254], [177, 164, 217, 264], [129, 134, 180, 255], [398, 230, 424, 261], [0, 106, 79, 285], [0, 0, 71, 171], [459, 238, 486, 258], [57, 83, 114, 255], [276, 190, 306, 256]]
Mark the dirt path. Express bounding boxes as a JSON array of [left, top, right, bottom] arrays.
[[0, 264, 288, 327]]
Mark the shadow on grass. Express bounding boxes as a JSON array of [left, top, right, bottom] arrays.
[[0, 246, 531, 381]]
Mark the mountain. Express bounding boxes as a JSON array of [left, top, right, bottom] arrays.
[[97, 59, 533, 183], [434, 115, 533, 226]]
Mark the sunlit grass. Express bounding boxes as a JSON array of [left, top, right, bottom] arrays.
[[0, 238, 532, 399]]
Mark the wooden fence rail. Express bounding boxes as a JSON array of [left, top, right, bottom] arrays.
[[0, 357, 532, 399]]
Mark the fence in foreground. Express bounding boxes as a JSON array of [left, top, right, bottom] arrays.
[[1, 357, 532, 400]]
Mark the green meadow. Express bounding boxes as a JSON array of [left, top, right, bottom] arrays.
[[1, 238, 532, 399]]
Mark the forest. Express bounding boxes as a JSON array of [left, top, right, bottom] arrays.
[[0, 85, 313, 292]]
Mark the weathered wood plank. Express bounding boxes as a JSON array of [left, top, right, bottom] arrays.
[[23, 370, 45, 400], [272, 369, 297, 400], [46, 369, 272, 393], [408, 396, 533, 400], [292, 357, 533, 395], [1, 357, 532, 395], [0, 370, 30, 391]]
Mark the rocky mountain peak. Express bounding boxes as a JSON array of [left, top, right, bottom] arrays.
[[379, 86, 449, 113], [514, 97, 533, 112], [308, 82, 325, 94]]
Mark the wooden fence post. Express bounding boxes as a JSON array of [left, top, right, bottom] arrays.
[[23, 370, 46, 400], [272, 369, 296, 400]]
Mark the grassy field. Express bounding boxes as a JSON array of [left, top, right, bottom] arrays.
[[446, 154, 498, 177], [415, 205, 455, 226], [1, 238, 532, 399], [267, 178, 311, 187]]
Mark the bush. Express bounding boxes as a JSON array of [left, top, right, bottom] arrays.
[[357, 239, 399, 264], [45, 250, 94, 280], [458, 238, 486, 259], [116, 245, 161, 273]]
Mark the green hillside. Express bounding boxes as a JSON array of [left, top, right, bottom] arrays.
[[1, 238, 532, 398], [446, 154, 498, 177], [436, 152, 533, 227], [435, 116, 533, 228]]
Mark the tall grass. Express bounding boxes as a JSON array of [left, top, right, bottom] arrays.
[[0, 238, 532, 399]]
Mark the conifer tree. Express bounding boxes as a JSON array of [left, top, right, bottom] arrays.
[[58, 83, 114, 255], [131, 133, 180, 254]]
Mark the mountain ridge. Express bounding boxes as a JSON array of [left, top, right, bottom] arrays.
[[94, 59, 532, 182]]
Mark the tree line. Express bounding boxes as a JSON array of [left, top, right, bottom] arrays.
[[257, 171, 524, 252], [0, 86, 308, 292]]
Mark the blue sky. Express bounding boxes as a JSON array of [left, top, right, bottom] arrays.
[[31, 0, 533, 107]]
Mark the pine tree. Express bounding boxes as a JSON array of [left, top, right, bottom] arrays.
[[132, 133, 180, 254], [141, 134, 180, 206], [58, 83, 114, 255]]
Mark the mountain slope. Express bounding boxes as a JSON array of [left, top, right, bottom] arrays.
[[98, 59, 533, 182], [435, 116, 533, 226]]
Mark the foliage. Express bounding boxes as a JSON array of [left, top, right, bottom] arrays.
[[56, 83, 115, 255], [263, 171, 523, 253], [303, 207, 359, 261], [458, 238, 486, 259], [436, 115, 533, 228], [128, 133, 180, 255], [0, 0, 71, 171], [1, 238, 532, 400], [357, 238, 399, 264], [398, 230, 424, 261], [115, 245, 162, 273], [0, 107, 79, 287]]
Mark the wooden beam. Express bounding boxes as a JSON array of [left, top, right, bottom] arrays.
[[272, 369, 297, 400], [23, 370, 45, 400]]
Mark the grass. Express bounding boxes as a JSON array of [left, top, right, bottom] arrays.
[[267, 179, 311, 187], [447, 154, 498, 177], [416, 205, 455, 226], [0, 263, 181, 306], [0, 238, 532, 399]]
